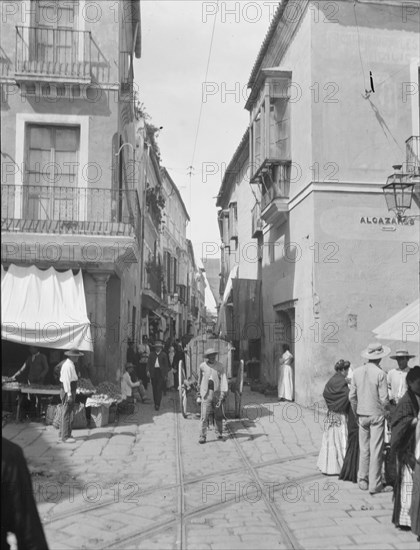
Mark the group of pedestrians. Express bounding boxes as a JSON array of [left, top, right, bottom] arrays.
[[124, 336, 186, 411], [317, 343, 420, 540]]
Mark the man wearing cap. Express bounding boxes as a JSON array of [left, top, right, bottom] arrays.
[[387, 350, 415, 405], [349, 343, 391, 494], [59, 349, 82, 443], [198, 348, 228, 444], [147, 340, 169, 411]]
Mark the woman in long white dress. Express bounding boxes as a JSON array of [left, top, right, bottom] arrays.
[[278, 344, 294, 401]]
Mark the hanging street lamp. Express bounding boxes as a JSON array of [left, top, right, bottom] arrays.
[[382, 164, 415, 220]]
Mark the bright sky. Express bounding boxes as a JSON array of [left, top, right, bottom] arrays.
[[134, 0, 273, 310]]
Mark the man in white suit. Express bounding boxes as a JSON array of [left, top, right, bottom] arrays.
[[198, 348, 228, 444]]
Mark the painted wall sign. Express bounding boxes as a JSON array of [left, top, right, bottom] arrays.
[[360, 216, 415, 226]]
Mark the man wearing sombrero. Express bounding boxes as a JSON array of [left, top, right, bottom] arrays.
[[387, 349, 415, 405], [198, 348, 228, 444], [349, 343, 391, 494], [59, 349, 82, 443]]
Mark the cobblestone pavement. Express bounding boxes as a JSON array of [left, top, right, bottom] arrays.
[[2, 387, 418, 549]]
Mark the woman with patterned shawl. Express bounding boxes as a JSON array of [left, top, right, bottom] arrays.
[[317, 360, 357, 475], [389, 366, 420, 533]]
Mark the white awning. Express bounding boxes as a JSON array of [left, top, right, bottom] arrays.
[[1, 264, 93, 351], [372, 299, 420, 343]]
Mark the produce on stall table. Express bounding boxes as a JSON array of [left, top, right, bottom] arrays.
[[77, 378, 96, 394], [95, 381, 121, 400]]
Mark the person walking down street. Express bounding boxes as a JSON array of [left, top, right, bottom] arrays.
[[167, 345, 176, 389], [147, 340, 169, 411], [138, 335, 150, 390], [389, 366, 420, 532], [12, 345, 49, 385], [59, 349, 82, 444], [349, 343, 391, 494], [198, 348, 228, 444], [317, 360, 354, 476], [278, 344, 294, 401], [2, 437, 49, 550], [173, 343, 185, 390]]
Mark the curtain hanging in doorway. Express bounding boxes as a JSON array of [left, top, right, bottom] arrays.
[[1, 264, 93, 351], [232, 279, 262, 341]]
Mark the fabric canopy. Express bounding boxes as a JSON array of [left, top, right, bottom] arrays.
[[216, 265, 238, 337], [231, 279, 262, 341], [372, 299, 420, 343], [1, 264, 93, 351]]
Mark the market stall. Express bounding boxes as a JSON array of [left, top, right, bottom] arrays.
[[1, 265, 93, 351], [2, 375, 123, 428]]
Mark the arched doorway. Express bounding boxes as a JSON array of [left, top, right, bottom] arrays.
[[274, 306, 296, 399]]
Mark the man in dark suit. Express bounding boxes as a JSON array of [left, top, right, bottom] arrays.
[[147, 340, 169, 410]]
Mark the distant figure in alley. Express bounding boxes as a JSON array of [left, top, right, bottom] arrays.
[[278, 344, 294, 402]]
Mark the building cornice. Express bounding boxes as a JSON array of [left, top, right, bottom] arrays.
[[247, 1, 309, 101], [161, 167, 190, 221], [216, 128, 249, 208], [288, 180, 399, 212]]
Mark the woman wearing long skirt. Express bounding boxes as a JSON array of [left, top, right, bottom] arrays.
[[389, 366, 420, 532], [317, 360, 352, 476], [278, 344, 294, 401]]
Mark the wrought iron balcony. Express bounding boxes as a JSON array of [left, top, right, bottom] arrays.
[[145, 270, 162, 298], [1, 185, 141, 239], [15, 26, 109, 83], [177, 284, 187, 304], [251, 202, 263, 238], [260, 162, 290, 225]]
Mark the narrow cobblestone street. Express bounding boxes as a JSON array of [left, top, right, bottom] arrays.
[[2, 387, 418, 550]]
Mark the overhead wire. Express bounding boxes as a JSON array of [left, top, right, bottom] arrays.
[[353, 0, 368, 92], [187, 0, 219, 237]]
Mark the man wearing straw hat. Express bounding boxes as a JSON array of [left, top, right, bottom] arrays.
[[387, 349, 415, 405], [349, 343, 391, 494], [198, 348, 228, 444], [59, 349, 82, 443]]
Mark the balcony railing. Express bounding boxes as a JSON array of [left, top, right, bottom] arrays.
[[15, 26, 109, 82], [145, 270, 162, 298], [177, 284, 187, 304], [1, 185, 141, 238], [261, 163, 291, 211], [406, 136, 420, 175], [251, 202, 263, 238]]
